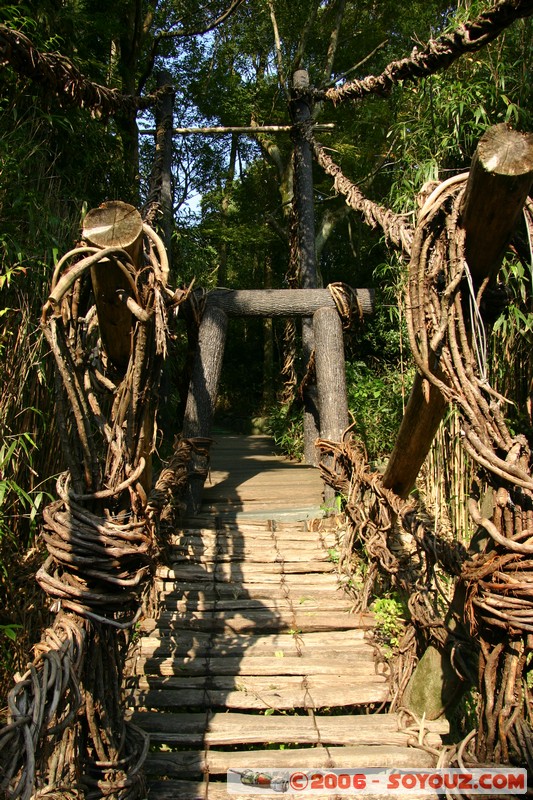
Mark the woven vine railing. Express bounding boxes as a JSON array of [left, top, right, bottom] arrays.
[[0, 210, 192, 798], [317, 174, 533, 771]]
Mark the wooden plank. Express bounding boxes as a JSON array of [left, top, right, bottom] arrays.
[[168, 550, 333, 564], [137, 629, 373, 657], [168, 532, 339, 547], [144, 744, 436, 777], [170, 533, 338, 548], [130, 648, 375, 676], [156, 562, 336, 581], [147, 779, 442, 800], [133, 665, 383, 690], [147, 780, 220, 800], [129, 652, 382, 679], [133, 678, 389, 710], [147, 779, 440, 800], [130, 711, 448, 747], [155, 598, 351, 614], [141, 608, 367, 633], [201, 287, 374, 318], [154, 577, 349, 596]]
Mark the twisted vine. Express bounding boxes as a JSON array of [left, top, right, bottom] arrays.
[[0, 219, 190, 798]]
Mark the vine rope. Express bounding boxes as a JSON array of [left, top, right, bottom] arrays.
[[0, 221, 191, 798], [308, 0, 533, 105]]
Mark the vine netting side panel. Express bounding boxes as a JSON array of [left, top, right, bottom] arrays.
[[318, 181, 533, 770], [0, 212, 191, 798]]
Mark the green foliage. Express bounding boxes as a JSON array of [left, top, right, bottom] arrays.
[[488, 254, 533, 441], [0, 623, 22, 642], [266, 403, 304, 462], [0, 432, 52, 569], [346, 361, 409, 462], [387, 15, 533, 211], [371, 595, 408, 660]]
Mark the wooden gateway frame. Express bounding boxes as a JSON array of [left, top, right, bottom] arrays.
[[181, 286, 375, 512]]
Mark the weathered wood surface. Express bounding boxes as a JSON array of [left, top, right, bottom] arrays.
[[148, 779, 443, 800], [383, 125, 533, 720], [461, 123, 533, 282], [182, 307, 229, 511], [202, 287, 374, 317], [136, 628, 372, 656], [131, 710, 446, 747], [146, 744, 440, 777], [147, 780, 440, 800], [200, 434, 324, 518], [124, 434, 448, 797]]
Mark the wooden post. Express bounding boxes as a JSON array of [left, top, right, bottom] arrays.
[[291, 69, 320, 466], [182, 305, 229, 512], [383, 124, 533, 500], [462, 123, 533, 283], [393, 124, 533, 720], [314, 306, 350, 505], [82, 200, 143, 371]]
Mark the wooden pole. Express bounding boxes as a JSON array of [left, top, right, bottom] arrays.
[[82, 200, 143, 370], [200, 287, 374, 317], [314, 306, 350, 505], [383, 124, 533, 500], [462, 123, 533, 283], [182, 305, 229, 512], [291, 69, 320, 465]]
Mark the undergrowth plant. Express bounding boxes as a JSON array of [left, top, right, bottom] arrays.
[[370, 595, 408, 661], [267, 402, 304, 461]]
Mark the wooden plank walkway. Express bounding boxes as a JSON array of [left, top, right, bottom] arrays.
[[124, 435, 448, 798]]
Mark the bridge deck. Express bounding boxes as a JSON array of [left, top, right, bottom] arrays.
[[125, 435, 448, 798], [200, 433, 325, 519]]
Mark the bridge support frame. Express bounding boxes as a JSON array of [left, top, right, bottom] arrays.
[[181, 287, 374, 513]]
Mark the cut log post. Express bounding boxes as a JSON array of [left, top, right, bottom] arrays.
[[82, 200, 143, 370], [462, 123, 533, 283], [313, 306, 350, 506], [383, 124, 533, 500], [390, 124, 533, 720], [182, 305, 229, 513], [291, 69, 320, 466]]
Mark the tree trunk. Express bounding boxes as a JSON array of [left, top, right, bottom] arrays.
[[262, 256, 275, 410], [199, 287, 374, 317], [218, 133, 238, 286], [149, 70, 175, 263], [396, 124, 533, 720]]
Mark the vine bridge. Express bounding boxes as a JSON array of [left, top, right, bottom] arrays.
[[1, 7, 533, 792]]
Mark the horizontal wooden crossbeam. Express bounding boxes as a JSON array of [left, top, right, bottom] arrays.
[[199, 287, 374, 317]]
